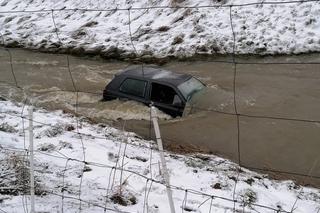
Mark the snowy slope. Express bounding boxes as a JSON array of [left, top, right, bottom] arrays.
[[0, 0, 319, 59], [0, 99, 319, 212]]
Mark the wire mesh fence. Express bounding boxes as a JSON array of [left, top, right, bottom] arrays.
[[0, 0, 320, 212]]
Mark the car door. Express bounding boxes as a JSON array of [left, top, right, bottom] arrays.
[[149, 82, 185, 117], [118, 77, 149, 104]]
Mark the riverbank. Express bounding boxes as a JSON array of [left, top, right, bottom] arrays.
[[1, 98, 319, 212], [1, 0, 319, 61]]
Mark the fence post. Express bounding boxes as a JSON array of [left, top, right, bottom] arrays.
[[28, 106, 35, 213], [150, 106, 176, 213]]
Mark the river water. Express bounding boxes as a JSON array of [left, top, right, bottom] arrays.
[[1, 48, 320, 185]]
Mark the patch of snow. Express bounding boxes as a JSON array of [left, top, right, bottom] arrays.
[[0, 0, 319, 58], [0, 99, 319, 212]]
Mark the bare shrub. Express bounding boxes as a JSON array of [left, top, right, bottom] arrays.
[[0, 151, 44, 196]]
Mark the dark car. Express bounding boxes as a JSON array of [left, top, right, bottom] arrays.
[[103, 66, 205, 117]]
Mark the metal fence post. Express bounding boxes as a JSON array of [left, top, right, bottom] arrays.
[[29, 106, 35, 213], [151, 106, 176, 213]]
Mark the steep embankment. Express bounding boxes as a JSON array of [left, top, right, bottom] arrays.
[[0, 0, 319, 60], [0, 99, 320, 212]]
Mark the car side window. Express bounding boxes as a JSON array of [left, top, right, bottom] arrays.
[[120, 78, 147, 97], [151, 82, 181, 105]]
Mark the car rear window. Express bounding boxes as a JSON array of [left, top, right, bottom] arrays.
[[120, 78, 147, 97]]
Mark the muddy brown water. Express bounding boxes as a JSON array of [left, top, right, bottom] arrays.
[[1, 48, 320, 186]]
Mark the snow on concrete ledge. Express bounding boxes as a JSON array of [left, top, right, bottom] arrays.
[[0, 0, 319, 59]]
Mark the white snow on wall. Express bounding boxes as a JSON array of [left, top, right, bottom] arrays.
[[0, 0, 319, 58]]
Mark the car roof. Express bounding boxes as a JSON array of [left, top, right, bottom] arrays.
[[117, 66, 192, 87]]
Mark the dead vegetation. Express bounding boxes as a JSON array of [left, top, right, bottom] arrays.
[[0, 122, 18, 133], [0, 151, 45, 196], [110, 187, 137, 206]]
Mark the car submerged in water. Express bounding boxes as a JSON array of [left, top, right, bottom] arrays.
[[103, 66, 206, 117]]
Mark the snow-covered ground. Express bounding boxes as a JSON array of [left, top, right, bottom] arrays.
[[0, 98, 320, 212], [0, 0, 319, 59]]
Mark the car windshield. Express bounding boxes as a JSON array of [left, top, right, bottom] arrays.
[[177, 77, 205, 100]]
